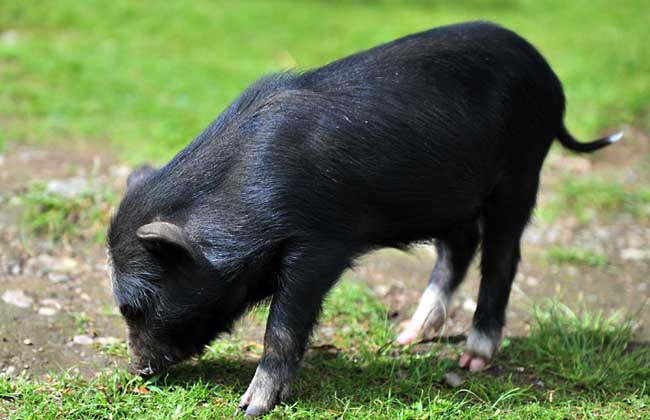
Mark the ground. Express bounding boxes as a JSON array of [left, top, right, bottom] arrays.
[[1, 1, 649, 418], [0, 130, 649, 418]]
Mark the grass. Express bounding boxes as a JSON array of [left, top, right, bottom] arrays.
[[537, 177, 650, 224], [2, 1, 649, 419], [546, 246, 609, 268], [1, 280, 648, 419], [1, 0, 649, 162], [15, 177, 115, 243]]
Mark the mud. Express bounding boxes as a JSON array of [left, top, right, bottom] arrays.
[[0, 129, 648, 378]]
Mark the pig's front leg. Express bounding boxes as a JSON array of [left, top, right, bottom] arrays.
[[238, 246, 346, 417]]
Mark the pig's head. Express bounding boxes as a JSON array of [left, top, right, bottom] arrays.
[[106, 167, 257, 376]]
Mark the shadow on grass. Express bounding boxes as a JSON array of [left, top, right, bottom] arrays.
[[161, 334, 650, 412]]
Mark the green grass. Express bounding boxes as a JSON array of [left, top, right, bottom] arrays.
[[15, 179, 115, 243], [1, 281, 648, 419], [546, 246, 609, 268], [1, 0, 649, 161], [537, 177, 650, 224], [2, 2, 649, 418]]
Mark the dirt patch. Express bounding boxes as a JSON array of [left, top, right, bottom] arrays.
[[0, 143, 126, 378], [0, 130, 648, 379]]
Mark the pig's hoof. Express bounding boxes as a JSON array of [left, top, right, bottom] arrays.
[[238, 365, 291, 417], [458, 352, 488, 371], [459, 327, 501, 372]]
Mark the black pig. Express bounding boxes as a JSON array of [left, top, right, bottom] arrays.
[[107, 21, 621, 417]]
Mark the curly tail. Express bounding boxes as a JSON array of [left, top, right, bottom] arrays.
[[557, 124, 623, 153]]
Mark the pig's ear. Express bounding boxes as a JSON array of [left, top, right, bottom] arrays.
[[136, 222, 199, 263], [127, 165, 156, 189]]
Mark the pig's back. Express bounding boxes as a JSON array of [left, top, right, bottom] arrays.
[[255, 22, 562, 242]]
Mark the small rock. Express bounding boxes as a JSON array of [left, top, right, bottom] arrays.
[[32, 254, 78, 273], [23, 338, 33, 345], [51, 257, 78, 273], [4, 366, 16, 376], [621, 248, 650, 261], [40, 298, 62, 309], [2, 289, 34, 308], [45, 178, 89, 198], [38, 307, 58, 316], [444, 372, 464, 388], [96, 336, 120, 346], [462, 297, 477, 313], [526, 276, 539, 287], [9, 264, 21, 276], [80, 293, 91, 302], [73, 335, 95, 346], [110, 164, 131, 179], [373, 285, 390, 297], [48, 272, 70, 283]]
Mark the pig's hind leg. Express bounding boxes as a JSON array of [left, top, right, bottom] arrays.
[[397, 222, 480, 345], [460, 174, 539, 372], [238, 242, 349, 417]]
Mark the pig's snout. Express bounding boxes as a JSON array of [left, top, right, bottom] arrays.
[[128, 361, 157, 377]]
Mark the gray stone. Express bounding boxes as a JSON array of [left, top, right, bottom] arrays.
[[48, 272, 71, 283], [621, 248, 650, 261], [45, 178, 89, 198], [444, 372, 464, 388], [38, 307, 58, 316], [73, 335, 94, 346], [462, 297, 477, 313], [2, 289, 34, 308], [40, 298, 61, 309], [96, 336, 120, 345]]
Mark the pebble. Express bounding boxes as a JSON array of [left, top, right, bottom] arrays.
[[38, 307, 58, 316], [40, 298, 62, 309], [9, 264, 21, 276], [110, 164, 131, 179], [96, 336, 120, 346], [462, 297, 477, 313], [621, 248, 650, 261], [33, 254, 79, 273], [73, 335, 95, 346], [45, 178, 89, 198], [444, 372, 464, 388], [526, 276, 540, 287], [23, 338, 33, 346], [48, 272, 71, 283], [373, 285, 390, 297], [2, 289, 34, 308]]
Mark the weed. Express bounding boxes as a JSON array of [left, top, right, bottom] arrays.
[[546, 246, 609, 267], [540, 177, 650, 223], [17, 179, 115, 243]]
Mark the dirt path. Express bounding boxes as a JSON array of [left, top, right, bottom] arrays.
[[0, 130, 648, 378]]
